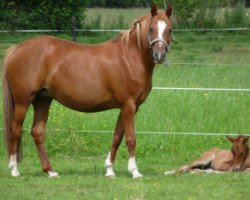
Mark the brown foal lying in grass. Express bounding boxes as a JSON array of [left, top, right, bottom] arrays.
[[165, 135, 250, 175]]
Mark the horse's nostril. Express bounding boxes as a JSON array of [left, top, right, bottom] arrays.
[[153, 51, 166, 64], [159, 52, 166, 61]]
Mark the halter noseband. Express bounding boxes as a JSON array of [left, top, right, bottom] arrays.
[[148, 37, 168, 49], [148, 16, 169, 50]]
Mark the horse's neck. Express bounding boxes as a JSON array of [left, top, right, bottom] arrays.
[[127, 29, 155, 69]]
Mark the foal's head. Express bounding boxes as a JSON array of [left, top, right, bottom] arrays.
[[148, 4, 172, 64], [226, 135, 249, 171]]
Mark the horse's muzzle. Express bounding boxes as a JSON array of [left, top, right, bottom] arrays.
[[153, 51, 166, 64]]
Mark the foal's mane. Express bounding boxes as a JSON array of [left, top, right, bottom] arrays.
[[121, 14, 151, 50]]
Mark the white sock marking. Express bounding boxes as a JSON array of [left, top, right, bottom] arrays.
[[8, 154, 20, 177], [105, 152, 115, 177], [128, 157, 143, 178], [48, 171, 59, 178], [164, 170, 176, 175]]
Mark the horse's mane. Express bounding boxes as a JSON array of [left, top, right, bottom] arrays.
[[121, 14, 151, 50]]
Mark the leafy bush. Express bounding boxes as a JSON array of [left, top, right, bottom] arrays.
[[87, 0, 149, 8], [109, 15, 127, 29], [224, 4, 248, 27], [0, 0, 87, 30]]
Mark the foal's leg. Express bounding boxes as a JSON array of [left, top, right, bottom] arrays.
[[31, 97, 58, 177], [105, 113, 124, 177], [121, 102, 142, 178], [244, 168, 250, 172], [8, 104, 28, 177], [176, 149, 219, 173]]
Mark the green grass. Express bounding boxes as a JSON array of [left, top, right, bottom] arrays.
[[0, 28, 250, 199], [0, 135, 250, 200], [0, 158, 250, 199]]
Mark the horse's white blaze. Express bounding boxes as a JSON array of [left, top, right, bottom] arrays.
[[105, 152, 115, 177], [157, 20, 167, 47], [8, 154, 20, 177], [128, 157, 143, 178]]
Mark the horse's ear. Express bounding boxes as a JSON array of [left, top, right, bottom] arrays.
[[166, 5, 172, 17], [226, 136, 235, 143], [151, 3, 157, 16], [242, 136, 249, 144]]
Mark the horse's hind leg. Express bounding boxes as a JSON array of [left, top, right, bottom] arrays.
[[31, 96, 58, 177], [8, 104, 29, 176], [105, 113, 124, 177], [176, 148, 219, 173]]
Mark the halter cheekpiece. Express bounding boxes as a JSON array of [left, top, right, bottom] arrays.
[[148, 16, 169, 50]]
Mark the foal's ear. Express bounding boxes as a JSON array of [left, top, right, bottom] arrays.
[[151, 3, 157, 16], [226, 136, 235, 143], [166, 5, 172, 17], [242, 136, 249, 144]]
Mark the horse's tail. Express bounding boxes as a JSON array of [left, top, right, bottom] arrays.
[[2, 45, 22, 163]]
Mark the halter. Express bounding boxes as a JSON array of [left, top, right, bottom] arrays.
[[148, 16, 169, 50]]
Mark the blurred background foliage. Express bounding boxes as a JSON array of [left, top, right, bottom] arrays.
[[0, 0, 249, 30]]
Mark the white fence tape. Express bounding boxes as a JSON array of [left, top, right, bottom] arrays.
[[0, 81, 249, 92], [0, 128, 249, 136], [0, 27, 250, 33], [169, 62, 250, 67], [152, 87, 250, 92]]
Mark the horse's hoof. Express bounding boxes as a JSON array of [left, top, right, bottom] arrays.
[[105, 172, 116, 178], [48, 171, 59, 178], [132, 171, 143, 179], [105, 168, 116, 177], [11, 170, 20, 177]]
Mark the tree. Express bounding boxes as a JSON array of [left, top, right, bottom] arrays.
[[0, 0, 88, 30], [246, 0, 250, 7], [87, 0, 150, 8]]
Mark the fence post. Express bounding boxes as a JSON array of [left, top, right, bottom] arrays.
[[71, 16, 77, 42]]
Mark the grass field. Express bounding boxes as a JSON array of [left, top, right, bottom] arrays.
[[0, 15, 250, 200]]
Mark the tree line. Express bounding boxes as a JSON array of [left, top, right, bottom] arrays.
[[87, 0, 249, 8], [0, 0, 249, 30]]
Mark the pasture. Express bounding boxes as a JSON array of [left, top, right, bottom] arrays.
[[0, 25, 250, 200]]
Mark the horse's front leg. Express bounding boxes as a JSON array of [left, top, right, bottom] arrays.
[[121, 101, 142, 178], [105, 113, 124, 177]]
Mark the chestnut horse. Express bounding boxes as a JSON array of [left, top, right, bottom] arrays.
[[165, 135, 250, 175], [2, 4, 173, 178]]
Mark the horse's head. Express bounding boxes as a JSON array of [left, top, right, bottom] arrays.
[[226, 135, 249, 171], [148, 4, 172, 64]]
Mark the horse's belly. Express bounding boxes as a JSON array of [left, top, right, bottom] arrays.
[[49, 88, 118, 112]]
